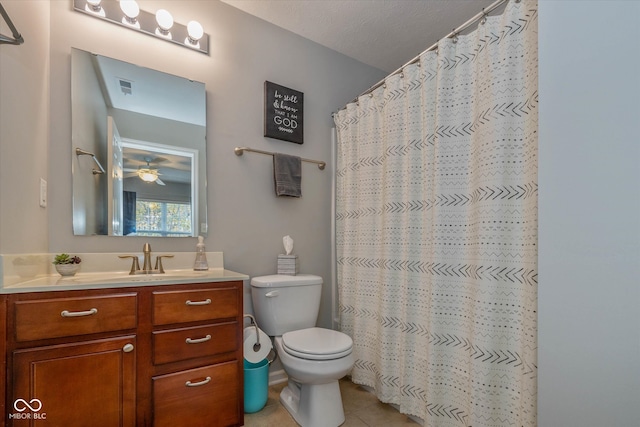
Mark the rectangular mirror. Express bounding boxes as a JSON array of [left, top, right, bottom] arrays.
[[71, 48, 207, 237]]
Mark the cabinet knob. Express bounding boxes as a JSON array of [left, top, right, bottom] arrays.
[[122, 343, 135, 353]]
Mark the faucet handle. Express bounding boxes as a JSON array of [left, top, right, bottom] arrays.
[[155, 255, 174, 274], [119, 255, 140, 275]]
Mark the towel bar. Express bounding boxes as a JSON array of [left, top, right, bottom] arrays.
[[0, 4, 24, 46], [234, 147, 325, 170], [75, 148, 106, 175]]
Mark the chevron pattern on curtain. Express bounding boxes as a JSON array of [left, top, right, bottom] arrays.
[[333, 1, 538, 425]]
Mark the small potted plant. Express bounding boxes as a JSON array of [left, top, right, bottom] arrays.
[[53, 253, 82, 277]]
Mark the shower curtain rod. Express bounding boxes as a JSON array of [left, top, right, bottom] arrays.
[[333, 0, 510, 115]]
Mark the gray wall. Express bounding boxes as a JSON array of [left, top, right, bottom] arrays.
[[0, 1, 50, 254], [538, 1, 640, 425], [1, 1, 386, 329]]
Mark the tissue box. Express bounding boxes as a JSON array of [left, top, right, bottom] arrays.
[[277, 255, 298, 275]]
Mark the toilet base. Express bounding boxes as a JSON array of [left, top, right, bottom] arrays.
[[280, 379, 345, 427]]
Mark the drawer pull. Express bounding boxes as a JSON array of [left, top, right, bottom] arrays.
[[186, 334, 212, 344], [185, 376, 211, 387], [185, 298, 212, 306], [122, 343, 135, 353], [60, 308, 98, 318]]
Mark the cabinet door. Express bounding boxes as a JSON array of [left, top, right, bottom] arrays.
[[10, 336, 136, 427]]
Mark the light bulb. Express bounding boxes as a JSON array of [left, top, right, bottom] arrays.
[[120, 0, 140, 26], [85, 0, 105, 16], [155, 9, 173, 38], [156, 9, 173, 31], [86, 0, 101, 11], [186, 20, 204, 47]]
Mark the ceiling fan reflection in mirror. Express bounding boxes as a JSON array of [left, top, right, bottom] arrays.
[[124, 157, 166, 185]]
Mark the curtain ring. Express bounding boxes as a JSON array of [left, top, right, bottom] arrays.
[[451, 29, 458, 44]]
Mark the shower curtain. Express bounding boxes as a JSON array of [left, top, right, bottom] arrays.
[[333, 1, 537, 426]]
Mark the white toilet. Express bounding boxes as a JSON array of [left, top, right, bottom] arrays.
[[251, 274, 354, 427]]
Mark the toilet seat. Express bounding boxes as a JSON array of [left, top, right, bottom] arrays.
[[281, 327, 353, 361]]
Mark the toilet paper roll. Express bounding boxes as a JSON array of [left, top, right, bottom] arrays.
[[243, 326, 272, 363]]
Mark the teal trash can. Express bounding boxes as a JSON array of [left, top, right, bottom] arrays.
[[244, 359, 269, 413]]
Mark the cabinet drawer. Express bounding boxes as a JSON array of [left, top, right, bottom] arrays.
[[153, 361, 240, 427], [152, 322, 237, 365], [13, 293, 137, 342], [152, 287, 238, 326]]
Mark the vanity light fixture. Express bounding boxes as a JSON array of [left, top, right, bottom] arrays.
[[73, 0, 209, 54]]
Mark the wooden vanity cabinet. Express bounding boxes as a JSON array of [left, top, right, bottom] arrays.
[[3, 281, 244, 427], [147, 284, 243, 427]]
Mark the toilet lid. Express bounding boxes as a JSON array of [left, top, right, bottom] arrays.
[[282, 327, 353, 361]]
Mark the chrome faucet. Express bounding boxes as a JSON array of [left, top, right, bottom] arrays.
[[119, 243, 173, 275]]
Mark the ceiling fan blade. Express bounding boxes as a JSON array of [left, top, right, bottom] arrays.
[[156, 178, 166, 186]]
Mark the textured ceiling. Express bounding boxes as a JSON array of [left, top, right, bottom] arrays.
[[220, 0, 496, 73]]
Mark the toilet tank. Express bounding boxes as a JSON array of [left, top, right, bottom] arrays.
[[250, 274, 323, 336]]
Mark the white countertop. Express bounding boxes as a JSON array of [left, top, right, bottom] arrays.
[[0, 252, 249, 293]]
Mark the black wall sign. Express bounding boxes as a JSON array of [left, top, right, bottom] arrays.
[[264, 81, 303, 144]]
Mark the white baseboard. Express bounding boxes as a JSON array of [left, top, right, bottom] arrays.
[[268, 369, 288, 386]]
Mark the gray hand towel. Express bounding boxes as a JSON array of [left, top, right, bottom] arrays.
[[273, 153, 302, 197]]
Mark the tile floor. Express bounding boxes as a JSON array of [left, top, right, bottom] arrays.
[[244, 379, 421, 426]]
